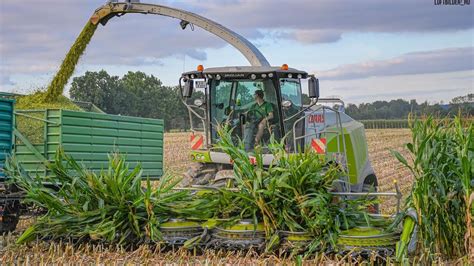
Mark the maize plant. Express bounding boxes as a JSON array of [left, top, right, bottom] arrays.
[[6, 149, 217, 245], [392, 115, 473, 260], [214, 125, 377, 253]]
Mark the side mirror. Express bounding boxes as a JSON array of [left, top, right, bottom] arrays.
[[282, 100, 292, 108], [308, 77, 320, 98], [182, 79, 194, 98]]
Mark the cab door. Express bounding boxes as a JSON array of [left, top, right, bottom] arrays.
[[279, 78, 304, 151]]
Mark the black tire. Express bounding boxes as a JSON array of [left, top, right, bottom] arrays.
[[182, 163, 219, 186], [0, 199, 20, 234], [362, 174, 380, 214]]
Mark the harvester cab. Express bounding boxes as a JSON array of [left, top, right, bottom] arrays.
[[180, 65, 377, 195], [180, 65, 313, 150]]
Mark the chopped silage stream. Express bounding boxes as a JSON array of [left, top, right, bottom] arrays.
[[16, 20, 97, 110], [13, 20, 97, 143], [45, 21, 97, 102]]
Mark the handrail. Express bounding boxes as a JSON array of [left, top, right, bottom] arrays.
[[333, 181, 403, 214], [292, 105, 349, 191], [14, 112, 60, 125], [72, 100, 106, 113]]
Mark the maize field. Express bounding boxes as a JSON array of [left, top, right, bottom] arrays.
[[0, 128, 419, 264], [1, 125, 472, 264]]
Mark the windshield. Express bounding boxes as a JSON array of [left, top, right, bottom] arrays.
[[210, 79, 281, 150]]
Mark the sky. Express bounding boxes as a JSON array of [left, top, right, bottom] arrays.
[[0, 0, 472, 104]]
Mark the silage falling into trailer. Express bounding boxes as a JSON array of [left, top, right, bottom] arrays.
[[44, 21, 98, 101]]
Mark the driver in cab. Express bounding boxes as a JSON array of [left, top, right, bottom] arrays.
[[244, 89, 274, 151]]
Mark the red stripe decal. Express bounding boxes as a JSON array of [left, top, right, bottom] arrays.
[[191, 136, 204, 150]]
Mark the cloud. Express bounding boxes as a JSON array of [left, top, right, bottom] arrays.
[[318, 47, 474, 80], [291, 30, 342, 44], [197, 0, 473, 35], [319, 70, 473, 104], [0, 0, 226, 77], [0, 0, 472, 90], [0, 75, 15, 86]]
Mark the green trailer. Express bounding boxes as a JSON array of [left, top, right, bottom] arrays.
[[13, 109, 164, 179], [0, 98, 14, 181], [0, 98, 164, 233]]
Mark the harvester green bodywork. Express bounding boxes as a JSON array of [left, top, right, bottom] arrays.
[[326, 120, 370, 184]]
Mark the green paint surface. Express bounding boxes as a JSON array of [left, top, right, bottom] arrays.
[[223, 222, 265, 231], [340, 226, 384, 237], [160, 220, 201, 228]]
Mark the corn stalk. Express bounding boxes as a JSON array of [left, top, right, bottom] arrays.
[[392, 115, 473, 260], [6, 149, 217, 245]]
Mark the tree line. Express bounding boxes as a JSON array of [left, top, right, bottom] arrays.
[[345, 96, 473, 120], [70, 70, 203, 131], [70, 70, 473, 131]]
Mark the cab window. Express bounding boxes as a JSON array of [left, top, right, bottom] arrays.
[[280, 79, 302, 108], [280, 79, 303, 145]]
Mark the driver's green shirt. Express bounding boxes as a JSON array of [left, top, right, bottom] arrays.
[[249, 101, 273, 121]]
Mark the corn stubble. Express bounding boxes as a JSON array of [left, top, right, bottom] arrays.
[[392, 116, 473, 260]]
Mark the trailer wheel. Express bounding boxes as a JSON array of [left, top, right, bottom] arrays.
[[0, 199, 20, 234], [362, 174, 380, 214]]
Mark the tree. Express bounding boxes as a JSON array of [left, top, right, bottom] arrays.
[[70, 70, 132, 114], [451, 93, 474, 104], [70, 70, 199, 131]]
